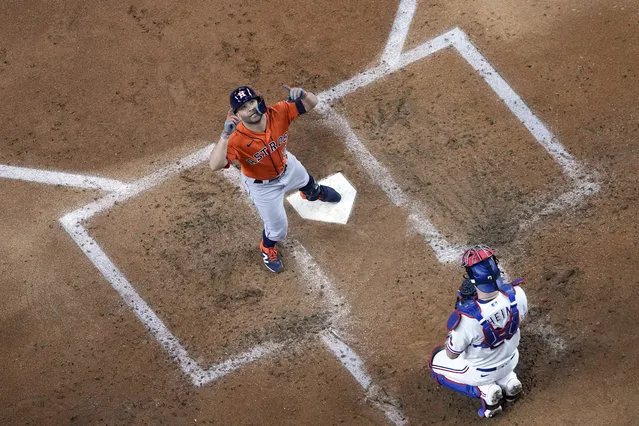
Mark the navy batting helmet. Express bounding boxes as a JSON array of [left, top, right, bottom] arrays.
[[230, 86, 266, 114], [461, 244, 502, 293]]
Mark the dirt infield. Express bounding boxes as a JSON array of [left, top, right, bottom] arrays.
[[2, 0, 638, 424]]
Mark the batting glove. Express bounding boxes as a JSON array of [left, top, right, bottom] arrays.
[[221, 114, 240, 139], [287, 87, 305, 101]]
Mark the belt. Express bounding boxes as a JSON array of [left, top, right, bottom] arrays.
[[253, 164, 287, 184], [476, 366, 498, 372], [476, 353, 517, 372]]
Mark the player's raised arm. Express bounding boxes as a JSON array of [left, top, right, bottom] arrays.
[[282, 84, 318, 112], [209, 110, 239, 171], [209, 136, 229, 171]]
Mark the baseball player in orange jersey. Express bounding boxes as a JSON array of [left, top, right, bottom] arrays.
[[209, 85, 341, 273]]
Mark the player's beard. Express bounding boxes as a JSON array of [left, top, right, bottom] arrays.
[[245, 111, 262, 124]]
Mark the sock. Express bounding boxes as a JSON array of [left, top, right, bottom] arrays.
[[299, 174, 321, 199], [298, 174, 317, 193], [262, 230, 277, 248]]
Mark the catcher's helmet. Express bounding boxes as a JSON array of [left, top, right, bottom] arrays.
[[461, 244, 501, 293], [230, 86, 266, 114]]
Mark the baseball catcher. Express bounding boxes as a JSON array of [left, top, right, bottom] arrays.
[[209, 85, 341, 273], [428, 244, 528, 418]]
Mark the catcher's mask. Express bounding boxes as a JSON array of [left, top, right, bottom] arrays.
[[230, 86, 266, 115], [461, 244, 501, 293]]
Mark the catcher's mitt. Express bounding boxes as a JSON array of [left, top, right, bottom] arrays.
[[455, 278, 477, 308]]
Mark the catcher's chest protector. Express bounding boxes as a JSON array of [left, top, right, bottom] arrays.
[[457, 284, 520, 349]]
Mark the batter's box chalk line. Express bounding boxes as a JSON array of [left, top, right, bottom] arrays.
[[3, 1, 589, 423], [315, 26, 599, 262], [49, 144, 404, 425]]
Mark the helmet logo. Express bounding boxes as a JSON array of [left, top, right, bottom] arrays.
[[235, 89, 250, 101], [230, 86, 261, 114]]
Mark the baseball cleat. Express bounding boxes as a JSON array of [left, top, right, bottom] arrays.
[[318, 185, 341, 203], [482, 404, 503, 418], [300, 185, 341, 203], [478, 384, 503, 418], [260, 242, 283, 273]]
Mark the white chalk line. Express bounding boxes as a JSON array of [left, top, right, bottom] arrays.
[[315, 105, 460, 265], [407, 209, 464, 263], [321, 329, 407, 426], [221, 168, 407, 423], [450, 30, 583, 181], [49, 139, 401, 421], [315, 18, 576, 357], [61, 145, 214, 223], [289, 241, 349, 322], [319, 30, 455, 106], [59, 215, 205, 381], [449, 29, 600, 215], [0, 164, 129, 192], [61, 211, 283, 387], [7, 3, 585, 418], [195, 341, 286, 386], [381, 0, 417, 67], [315, 105, 409, 208], [316, 27, 598, 265], [51, 148, 282, 388], [520, 180, 600, 231], [60, 207, 304, 388]]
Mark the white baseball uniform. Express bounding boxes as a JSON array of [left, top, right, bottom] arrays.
[[431, 286, 528, 386]]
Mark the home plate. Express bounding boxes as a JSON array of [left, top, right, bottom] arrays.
[[287, 172, 357, 224]]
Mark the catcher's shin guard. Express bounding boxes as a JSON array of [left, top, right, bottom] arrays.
[[432, 372, 503, 418], [430, 371, 481, 399]]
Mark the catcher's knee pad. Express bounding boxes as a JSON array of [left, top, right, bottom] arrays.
[[431, 372, 481, 399]]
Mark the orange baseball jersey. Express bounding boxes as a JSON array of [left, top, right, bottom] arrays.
[[225, 100, 304, 180]]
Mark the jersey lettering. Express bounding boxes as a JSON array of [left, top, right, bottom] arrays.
[[486, 306, 511, 327], [226, 100, 300, 180], [455, 283, 520, 350], [254, 147, 269, 161], [251, 139, 286, 164]]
